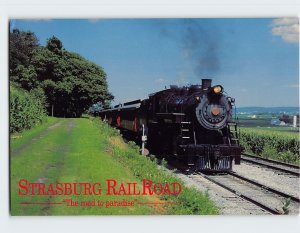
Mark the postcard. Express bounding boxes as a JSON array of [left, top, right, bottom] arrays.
[[9, 18, 299, 216]]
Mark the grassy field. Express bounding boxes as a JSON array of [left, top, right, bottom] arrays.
[[10, 117, 218, 215]]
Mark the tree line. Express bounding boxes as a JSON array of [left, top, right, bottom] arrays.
[[10, 29, 113, 119]]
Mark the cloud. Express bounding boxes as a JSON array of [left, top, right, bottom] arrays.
[[284, 84, 299, 88], [154, 78, 166, 84], [271, 17, 299, 44]]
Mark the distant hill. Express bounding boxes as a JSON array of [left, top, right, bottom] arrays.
[[236, 107, 299, 114]]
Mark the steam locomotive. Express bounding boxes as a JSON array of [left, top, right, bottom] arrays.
[[99, 79, 243, 171]]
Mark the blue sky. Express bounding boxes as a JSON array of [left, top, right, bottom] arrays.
[[10, 18, 299, 107]]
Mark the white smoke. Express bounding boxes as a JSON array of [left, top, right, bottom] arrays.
[[271, 17, 299, 44]]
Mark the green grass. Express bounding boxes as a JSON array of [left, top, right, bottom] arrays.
[[10, 117, 59, 151], [11, 119, 70, 215], [50, 118, 154, 215], [98, 120, 218, 215], [10, 117, 218, 215]]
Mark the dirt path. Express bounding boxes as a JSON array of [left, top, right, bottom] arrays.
[[11, 118, 76, 215], [39, 119, 76, 215], [10, 120, 64, 157]]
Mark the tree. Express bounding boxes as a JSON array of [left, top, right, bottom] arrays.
[[279, 114, 292, 124], [10, 64, 38, 90], [46, 36, 63, 55], [9, 29, 39, 74], [10, 29, 114, 117]]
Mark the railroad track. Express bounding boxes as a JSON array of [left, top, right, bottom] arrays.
[[194, 171, 300, 215], [241, 153, 300, 176], [160, 155, 299, 214]]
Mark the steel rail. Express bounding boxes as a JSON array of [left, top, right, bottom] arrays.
[[241, 156, 299, 177], [197, 172, 282, 215], [228, 171, 300, 203], [242, 153, 300, 169]]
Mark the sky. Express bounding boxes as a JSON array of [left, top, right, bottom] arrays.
[[10, 18, 299, 107]]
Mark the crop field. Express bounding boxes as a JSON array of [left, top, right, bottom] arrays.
[[235, 112, 299, 164], [239, 127, 299, 165], [10, 117, 218, 215]]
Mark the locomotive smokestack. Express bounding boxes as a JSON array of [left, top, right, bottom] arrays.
[[201, 79, 212, 91]]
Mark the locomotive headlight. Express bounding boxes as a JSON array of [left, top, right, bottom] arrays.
[[213, 85, 223, 94]]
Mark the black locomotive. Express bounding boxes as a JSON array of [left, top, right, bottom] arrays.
[[99, 79, 243, 171]]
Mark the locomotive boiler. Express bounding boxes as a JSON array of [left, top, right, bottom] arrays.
[[99, 79, 243, 171]]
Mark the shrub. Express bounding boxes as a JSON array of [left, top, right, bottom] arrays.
[[10, 85, 47, 133]]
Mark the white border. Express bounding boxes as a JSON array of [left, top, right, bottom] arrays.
[[1, 1, 299, 233]]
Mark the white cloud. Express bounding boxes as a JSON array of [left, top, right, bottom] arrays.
[[271, 17, 299, 44], [284, 84, 299, 88], [154, 78, 166, 83], [273, 18, 299, 26]]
